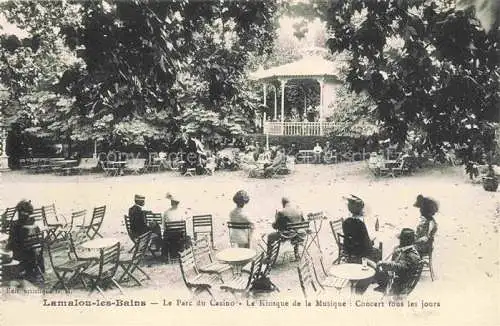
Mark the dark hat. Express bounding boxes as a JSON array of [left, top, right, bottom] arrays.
[[345, 194, 364, 213], [134, 194, 145, 201], [397, 228, 416, 246], [233, 190, 250, 205], [414, 194, 439, 216]]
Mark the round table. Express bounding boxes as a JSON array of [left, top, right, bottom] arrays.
[[80, 237, 119, 250], [329, 263, 376, 294], [216, 248, 256, 275]]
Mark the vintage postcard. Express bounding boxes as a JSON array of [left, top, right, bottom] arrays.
[[0, 1, 498, 325]]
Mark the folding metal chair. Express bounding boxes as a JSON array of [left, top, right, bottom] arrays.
[[117, 231, 152, 286], [220, 252, 265, 297], [46, 238, 91, 293], [80, 242, 123, 296], [179, 247, 220, 299], [192, 214, 214, 248], [84, 205, 106, 239]]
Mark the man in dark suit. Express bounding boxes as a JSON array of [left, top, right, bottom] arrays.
[[128, 194, 161, 250], [342, 195, 381, 262], [267, 197, 305, 259]]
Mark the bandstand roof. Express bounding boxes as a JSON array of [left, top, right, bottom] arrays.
[[250, 55, 344, 83]]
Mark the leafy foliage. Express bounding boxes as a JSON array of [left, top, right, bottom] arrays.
[[324, 0, 499, 149], [1, 0, 279, 151]]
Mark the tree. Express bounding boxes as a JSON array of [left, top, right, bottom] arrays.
[[324, 0, 499, 150]]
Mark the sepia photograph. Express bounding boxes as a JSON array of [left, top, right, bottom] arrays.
[[0, 0, 498, 325]]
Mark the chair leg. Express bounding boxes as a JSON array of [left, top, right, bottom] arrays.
[[135, 266, 151, 280], [111, 278, 124, 294], [429, 256, 435, 281]]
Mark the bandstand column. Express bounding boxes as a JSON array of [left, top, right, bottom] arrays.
[[262, 84, 267, 129], [0, 122, 9, 171], [273, 85, 277, 120], [280, 79, 287, 135], [318, 78, 325, 136]]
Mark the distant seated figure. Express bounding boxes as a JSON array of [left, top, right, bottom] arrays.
[[128, 194, 162, 250], [413, 195, 438, 255], [342, 195, 382, 262], [264, 147, 286, 177], [228, 190, 254, 248], [313, 143, 323, 163], [6, 200, 45, 283], [267, 197, 305, 259]]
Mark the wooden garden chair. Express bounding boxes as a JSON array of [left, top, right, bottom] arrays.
[[1, 206, 16, 233], [297, 254, 324, 298], [383, 261, 424, 299], [329, 218, 349, 264], [220, 252, 265, 297], [421, 239, 436, 281], [80, 241, 123, 296], [192, 236, 231, 279], [278, 220, 310, 261], [46, 238, 91, 293], [117, 231, 152, 286], [192, 214, 214, 248], [42, 204, 68, 241], [164, 220, 188, 263], [227, 221, 253, 248], [179, 247, 220, 299], [100, 161, 119, 177], [83, 205, 106, 239]]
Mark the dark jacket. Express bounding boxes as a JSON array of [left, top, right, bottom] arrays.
[[6, 221, 44, 277], [385, 245, 422, 294], [129, 204, 148, 239], [342, 217, 373, 257]]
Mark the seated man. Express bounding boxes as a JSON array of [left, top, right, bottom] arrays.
[[264, 147, 286, 178], [356, 228, 422, 295], [267, 197, 305, 259], [342, 195, 382, 262], [372, 228, 422, 294], [128, 194, 162, 250]]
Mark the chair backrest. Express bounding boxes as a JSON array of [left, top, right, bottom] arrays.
[[179, 247, 198, 286], [86, 205, 106, 239], [164, 220, 187, 237], [46, 238, 71, 269], [329, 218, 344, 246], [145, 212, 163, 231], [130, 231, 152, 265], [30, 208, 45, 226], [123, 215, 134, 241], [42, 203, 60, 225], [192, 236, 213, 267], [96, 242, 120, 279], [1, 207, 16, 233], [386, 260, 424, 296], [22, 230, 44, 251], [286, 220, 310, 232], [307, 212, 325, 221], [246, 252, 265, 289], [227, 221, 252, 247], [192, 214, 213, 242], [71, 209, 87, 231], [262, 238, 280, 276], [297, 255, 321, 298]]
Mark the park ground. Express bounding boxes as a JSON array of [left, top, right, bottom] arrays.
[[0, 162, 499, 326]]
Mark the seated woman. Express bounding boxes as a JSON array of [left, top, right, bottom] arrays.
[[342, 195, 382, 262], [413, 195, 438, 255], [6, 200, 45, 284], [228, 190, 254, 248], [162, 193, 189, 259]]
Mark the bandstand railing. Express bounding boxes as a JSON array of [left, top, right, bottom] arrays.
[[263, 121, 335, 136]]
